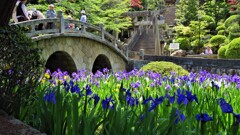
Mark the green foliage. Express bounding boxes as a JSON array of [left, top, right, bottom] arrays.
[[224, 15, 240, 29], [188, 21, 208, 48], [209, 35, 228, 53], [174, 25, 192, 37], [225, 37, 240, 59], [175, 38, 190, 51], [209, 35, 228, 47], [217, 30, 227, 35], [218, 45, 228, 58], [140, 61, 189, 77], [203, 0, 230, 24], [142, 0, 165, 10], [27, 0, 132, 32], [86, 0, 132, 32], [227, 23, 240, 40], [0, 26, 43, 118], [176, 0, 199, 25], [216, 24, 225, 31], [201, 14, 216, 30]]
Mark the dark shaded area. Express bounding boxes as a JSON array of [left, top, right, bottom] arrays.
[[45, 51, 77, 74], [0, 0, 16, 26], [92, 54, 112, 74]]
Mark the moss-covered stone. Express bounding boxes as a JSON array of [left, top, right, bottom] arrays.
[[140, 61, 189, 77]]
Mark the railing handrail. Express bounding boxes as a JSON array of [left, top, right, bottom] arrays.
[[10, 11, 128, 59]]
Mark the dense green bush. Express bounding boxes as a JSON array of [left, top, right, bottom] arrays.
[[0, 26, 43, 118], [224, 15, 240, 28], [216, 24, 225, 31], [217, 30, 226, 35], [217, 45, 228, 58], [227, 23, 240, 40], [225, 37, 240, 59], [209, 35, 229, 53], [175, 38, 190, 51], [202, 15, 216, 30], [140, 61, 189, 77]]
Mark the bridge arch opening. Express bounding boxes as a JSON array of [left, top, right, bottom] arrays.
[[45, 51, 77, 74], [92, 54, 112, 74]]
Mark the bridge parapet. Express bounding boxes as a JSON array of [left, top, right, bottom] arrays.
[[10, 11, 128, 58]]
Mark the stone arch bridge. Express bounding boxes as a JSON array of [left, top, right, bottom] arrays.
[[11, 11, 128, 74]]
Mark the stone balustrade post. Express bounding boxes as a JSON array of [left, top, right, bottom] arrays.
[[139, 49, 144, 60], [99, 23, 104, 40], [30, 24, 35, 33], [124, 43, 129, 58], [57, 10, 64, 33]]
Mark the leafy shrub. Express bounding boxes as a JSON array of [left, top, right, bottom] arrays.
[[209, 35, 228, 46], [217, 30, 226, 35], [225, 37, 240, 59], [175, 38, 190, 51], [218, 45, 228, 58], [202, 15, 216, 30], [0, 26, 43, 118], [209, 35, 229, 53], [227, 23, 240, 40], [216, 24, 225, 31], [224, 15, 240, 28], [140, 61, 189, 77]]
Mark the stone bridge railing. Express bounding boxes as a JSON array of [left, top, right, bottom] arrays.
[[10, 11, 128, 58]]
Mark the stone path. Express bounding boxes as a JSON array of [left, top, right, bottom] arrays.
[[0, 110, 45, 135]]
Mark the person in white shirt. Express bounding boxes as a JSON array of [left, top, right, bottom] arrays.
[[80, 10, 87, 23]]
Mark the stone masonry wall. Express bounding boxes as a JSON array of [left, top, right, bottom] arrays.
[[36, 36, 127, 72], [128, 55, 240, 75]]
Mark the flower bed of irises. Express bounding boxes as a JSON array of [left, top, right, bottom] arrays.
[[23, 68, 240, 135]]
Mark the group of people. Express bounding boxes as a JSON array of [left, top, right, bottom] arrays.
[[12, 0, 87, 30]]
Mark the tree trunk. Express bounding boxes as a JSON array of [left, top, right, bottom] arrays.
[[0, 0, 16, 26]]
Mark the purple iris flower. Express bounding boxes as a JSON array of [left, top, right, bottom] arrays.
[[170, 77, 175, 84], [71, 85, 80, 93], [177, 89, 188, 105], [174, 109, 186, 124], [102, 96, 114, 110], [219, 98, 233, 113], [88, 94, 100, 105], [44, 91, 56, 104], [211, 81, 220, 90], [177, 94, 188, 105], [142, 96, 153, 105], [236, 83, 240, 89], [165, 93, 175, 104], [233, 113, 240, 124], [85, 84, 92, 96], [186, 91, 198, 103], [63, 80, 81, 94], [130, 81, 141, 88], [126, 95, 139, 106], [148, 96, 165, 112], [103, 68, 109, 73], [196, 113, 213, 123]]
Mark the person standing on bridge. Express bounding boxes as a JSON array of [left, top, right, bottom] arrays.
[[16, 0, 30, 22], [46, 4, 56, 29], [79, 10, 87, 30], [80, 10, 87, 23]]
